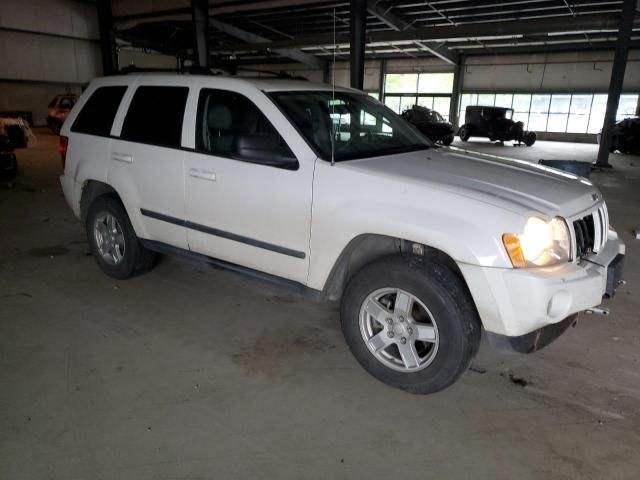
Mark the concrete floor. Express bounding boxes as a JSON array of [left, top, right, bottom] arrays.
[[1, 131, 640, 479]]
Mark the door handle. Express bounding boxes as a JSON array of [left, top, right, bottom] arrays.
[[189, 168, 216, 181], [112, 152, 133, 163]]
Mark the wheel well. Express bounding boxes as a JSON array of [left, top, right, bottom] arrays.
[[79, 181, 122, 222], [322, 234, 466, 301]]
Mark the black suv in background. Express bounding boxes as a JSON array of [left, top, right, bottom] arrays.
[[401, 105, 455, 145]]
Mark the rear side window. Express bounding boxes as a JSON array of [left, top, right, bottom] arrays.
[[72, 86, 127, 136], [121, 86, 188, 148]]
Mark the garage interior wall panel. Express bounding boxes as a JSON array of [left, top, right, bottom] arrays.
[[118, 49, 178, 70], [0, 82, 82, 126], [112, 0, 190, 18], [0, 0, 101, 125], [464, 51, 640, 92], [0, 0, 99, 40]]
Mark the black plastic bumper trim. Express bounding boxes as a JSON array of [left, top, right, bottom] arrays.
[[486, 314, 579, 354]]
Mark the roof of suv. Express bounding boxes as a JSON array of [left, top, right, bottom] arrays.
[[93, 74, 358, 94]]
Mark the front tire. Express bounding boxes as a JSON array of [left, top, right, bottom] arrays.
[[458, 125, 470, 141], [86, 196, 156, 279], [341, 255, 481, 394], [441, 135, 454, 146]]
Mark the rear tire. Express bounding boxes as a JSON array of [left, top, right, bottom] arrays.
[[458, 126, 470, 142], [340, 255, 481, 394], [441, 135, 454, 146], [86, 196, 156, 279], [523, 131, 537, 147]]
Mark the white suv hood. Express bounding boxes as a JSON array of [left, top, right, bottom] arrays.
[[345, 147, 599, 217]]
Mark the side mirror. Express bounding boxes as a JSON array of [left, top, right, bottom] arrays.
[[233, 134, 297, 169]]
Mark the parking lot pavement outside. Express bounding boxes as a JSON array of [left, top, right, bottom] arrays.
[[1, 130, 640, 479]]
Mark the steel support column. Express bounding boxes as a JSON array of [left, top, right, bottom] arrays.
[[596, 0, 637, 166], [350, 0, 367, 89], [191, 0, 210, 68], [378, 58, 386, 100], [97, 0, 118, 75], [450, 55, 465, 129]]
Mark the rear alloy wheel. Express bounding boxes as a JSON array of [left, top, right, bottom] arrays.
[[458, 126, 470, 141], [341, 255, 481, 394], [87, 196, 156, 279]]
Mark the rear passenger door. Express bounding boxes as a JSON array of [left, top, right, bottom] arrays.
[[109, 83, 189, 249]]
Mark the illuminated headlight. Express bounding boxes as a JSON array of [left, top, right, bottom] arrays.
[[502, 217, 571, 268]]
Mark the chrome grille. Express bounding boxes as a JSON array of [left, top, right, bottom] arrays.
[[571, 203, 608, 259]]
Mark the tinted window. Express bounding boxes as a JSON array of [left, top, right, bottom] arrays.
[[121, 86, 188, 147], [196, 89, 296, 168], [72, 86, 127, 136]]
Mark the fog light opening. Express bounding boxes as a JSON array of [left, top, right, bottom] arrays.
[[547, 291, 571, 319]]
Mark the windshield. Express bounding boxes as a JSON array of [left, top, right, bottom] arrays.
[[270, 91, 431, 162]]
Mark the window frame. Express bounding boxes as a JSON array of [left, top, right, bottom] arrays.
[[194, 88, 299, 171]]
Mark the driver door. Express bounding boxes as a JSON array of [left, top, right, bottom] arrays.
[[183, 88, 313, 284]]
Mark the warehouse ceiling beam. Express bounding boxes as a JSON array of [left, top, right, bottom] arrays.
[[208, 18, 325, 69], [366, 0, 458, 65], [225, 12, 640, 51]]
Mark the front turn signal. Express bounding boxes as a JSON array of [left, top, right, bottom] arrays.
[[502, 233, 527, 268]]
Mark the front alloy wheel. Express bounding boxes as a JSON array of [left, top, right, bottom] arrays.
[[360, 288, 439, 372], [341, 255, 481, 394]]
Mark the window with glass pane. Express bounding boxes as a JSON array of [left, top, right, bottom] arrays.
[[495, 94, 513, 108], [368, 92, 379, 100], [478, 93, 495, 106], [588, 94, 608, 133], [384, 96, 401, 114], [546, 114, 567, 132], [385, 74, 418, 94], [400, 95, 417, 113], [417, 96, 434, 109], [529, 95, 550, 131], [433, 97, 451, 121], [459, 93, 476, 120], [511, 94, 531, 129], [566, 94, 592, 133], [512, 94, 531, 112], [550, 94, 571, 113], [528, 113, 547, 131], [417, 73, 454, 94], [616, 94, 638, 121], [530, 95, 551, 113]]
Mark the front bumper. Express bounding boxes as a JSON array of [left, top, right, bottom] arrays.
[[458, 231, 625, 342]]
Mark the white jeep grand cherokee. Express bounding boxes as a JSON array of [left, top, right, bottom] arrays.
[[59, 75, 625, 394]]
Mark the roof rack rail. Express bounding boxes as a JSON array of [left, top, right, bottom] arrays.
[[118, 65, 224, 76], [235, 68, 308, 81], [117, 65, 307, 81]]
